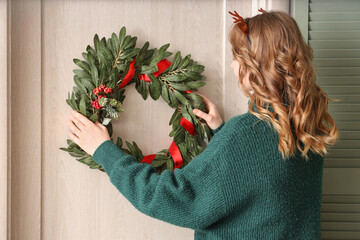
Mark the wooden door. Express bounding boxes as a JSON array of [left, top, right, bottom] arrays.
[[1, 1, 290, 239]]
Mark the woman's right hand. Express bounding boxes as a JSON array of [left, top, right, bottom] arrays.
[[192, 93, 224, 130]]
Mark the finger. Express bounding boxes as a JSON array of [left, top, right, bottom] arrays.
[[195, 93, 214, 107], [201, 96, 214, 107], [68, 131, 79, 144], [67, 119, 81, 135], [72, 110, 91, 126], [192, 108, 210, 122], [95, 121, 105, 128], [71, 115, 86, 130]]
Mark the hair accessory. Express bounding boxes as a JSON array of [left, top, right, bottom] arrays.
[[228, 10, 249, 35], [258, 8, 267, 13], [228, 8, 266, 44]]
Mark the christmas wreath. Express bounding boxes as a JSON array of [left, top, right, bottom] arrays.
[[60, 26, 213, 175]]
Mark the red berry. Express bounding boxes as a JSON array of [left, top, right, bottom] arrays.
[[104, 87, 114, 94], [93, 87, 101, 96], [92, 99, 102, 109], [99, 84, 106, 91]]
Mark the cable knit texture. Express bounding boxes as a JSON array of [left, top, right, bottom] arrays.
[[92, 101, 324, 240]]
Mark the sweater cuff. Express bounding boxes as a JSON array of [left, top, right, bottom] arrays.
[[211, 120, 225, 135], [92, 139, 127, 171]]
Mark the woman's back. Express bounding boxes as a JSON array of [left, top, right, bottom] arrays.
[[194, 104, 324, 239]]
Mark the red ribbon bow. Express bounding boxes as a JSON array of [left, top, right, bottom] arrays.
[[118, 57, 196, 171]]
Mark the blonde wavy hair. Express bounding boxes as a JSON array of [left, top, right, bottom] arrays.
[[228, 9, 339, 161]]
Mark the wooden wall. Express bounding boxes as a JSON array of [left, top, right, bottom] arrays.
[[1, 0, 290, 239]]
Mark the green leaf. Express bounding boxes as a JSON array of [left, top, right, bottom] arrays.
[[135, 41, 150, 65], [81, 52, 88, 62], [161, 84, 170, 103], [99, 44, 114, 62], [181, 104, 192, 123], [148, 82, 161, 100], [164, 51, 173, 59], [90, 113, 98, 123], [169, 127, 177, 137], [147, 74, 161, 100], [79, 95, 87, 115], [164, 74, 187, 82], [71, 92, 79, 111], [173, 89, 188, 105], [148, 73, 161, 87], [150, 159, 167, 168], [198, 123, 205, 139], [94, 34, 100, 53], [87, 51, 96, 67], [111, 33, 119, 55], [116, 137, 123, 148], [203, 124, 211, 141], [187, 65, 205, 72], [141, 65, 158, 74], [149, 43, 170, 66], [174, 127, 185, 145], [81, 78, 96, 92], [125, 141, 136, 156], [166, 158, 174, 171], [97, 51, 110, 67], [86, 45, 96, 56], [169, 51, 181, 71], [69, 152, 83, 158], [73, 69, 91, 79], [184, 71, 202, 80], [188, 106, 198, 125], [119, 26, 126, 47], [100, 37, 107, 48], [81, 156, 93, 164], [136, 79, 147, 100], [123, 36, 137, 50], [178, 54, 191, 69], [74, 77, 87, 94], [107, 122, 113, 137], [186, 81, 206, 89], [132, 141, 143, 159], [141, 81, 148, 100], [178, 141, 187, 155], [66, 99, 72, 109], [169, 82, 191, 91], [120, 35, 131, 50], [169, 109, 180, 125], [91, 65, 99, 86], [59, 147, 72, 152], [154, 154, 168, 161], [120, 48, 141, 60], [168, 89, 179, 108], [94, 34, 100, 52], [159, 43, 170, 53], [185, 92, 203, 103], [73, 59, 91, 73], [72, 147, 85, 155], [67, 139, 77, 148], [72, 86, 81, 96]]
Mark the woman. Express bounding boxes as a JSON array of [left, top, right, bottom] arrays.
[[67, 9, 338, 239]]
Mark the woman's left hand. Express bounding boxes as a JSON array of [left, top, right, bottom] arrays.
[[66, 110, 111, 156]]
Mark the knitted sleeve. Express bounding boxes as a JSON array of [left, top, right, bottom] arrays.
[[211, 120, 225, 135], [91, 122, 236, 230]]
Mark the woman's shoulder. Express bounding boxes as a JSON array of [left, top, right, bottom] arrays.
[[218, 111, 275, 146], [225, 111, 262, 132], [212, 112, 258, 142]]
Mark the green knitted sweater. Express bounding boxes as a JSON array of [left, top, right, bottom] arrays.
[[92, 101, 324, 240]]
